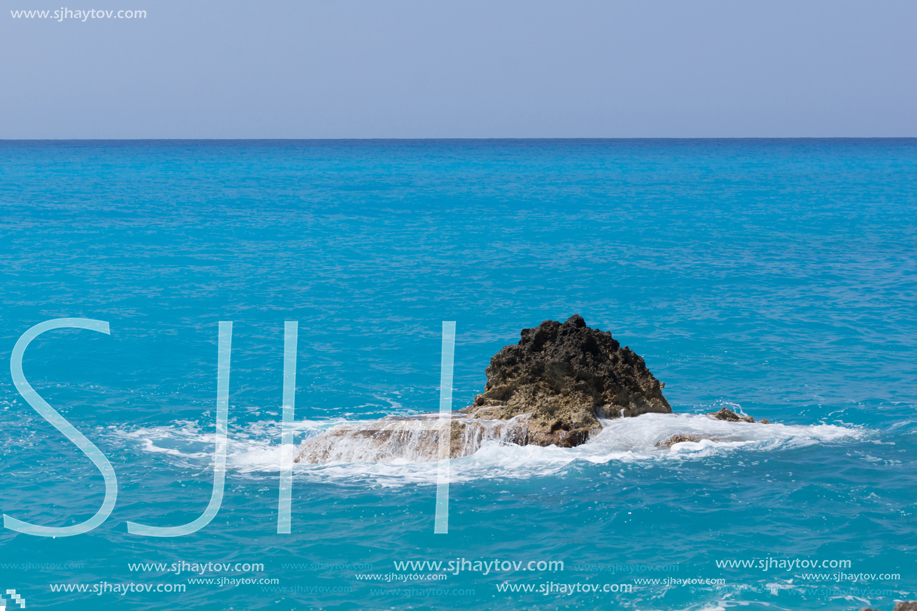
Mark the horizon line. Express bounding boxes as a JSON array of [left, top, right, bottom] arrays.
[[1, 136, 916, 142]]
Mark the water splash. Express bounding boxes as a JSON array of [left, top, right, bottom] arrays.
[[295, 413, 532, 464], [110, 412, 866, 488]]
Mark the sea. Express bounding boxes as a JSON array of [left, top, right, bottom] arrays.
[[0, 139, 915, 610]]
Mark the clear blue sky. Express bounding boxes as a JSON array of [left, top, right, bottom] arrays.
[[2, 0, 915, 138]]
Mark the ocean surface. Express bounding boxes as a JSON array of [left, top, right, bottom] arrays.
[[0, 139, 915, 610]]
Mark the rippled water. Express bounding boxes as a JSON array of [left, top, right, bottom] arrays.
[[1, 140, 915, 610]]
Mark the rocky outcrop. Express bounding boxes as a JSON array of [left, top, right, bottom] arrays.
[[460, 314, 671, 447], [708, 407, 769, 424], [296, 315, 671, 464], [292, 316, 786, 464]]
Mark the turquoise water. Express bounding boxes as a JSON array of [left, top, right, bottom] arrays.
[[1, 139, 915, 610]]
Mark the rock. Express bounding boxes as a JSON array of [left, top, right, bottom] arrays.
[[894, 603, 917, 611], [295, 315, 671, 464], [708, 407, 755, 423], [656, 434, 716, 448], [461, 314, 671, 448]]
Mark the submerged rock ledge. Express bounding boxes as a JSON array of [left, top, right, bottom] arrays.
[[296, 315, 767, 464]]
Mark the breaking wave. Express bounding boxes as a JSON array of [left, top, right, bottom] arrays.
[[110, 408, 867, 488]]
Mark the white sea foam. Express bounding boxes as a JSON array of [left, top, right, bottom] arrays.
[[111, 412, 866, 488], [294, 413, 531, 464]]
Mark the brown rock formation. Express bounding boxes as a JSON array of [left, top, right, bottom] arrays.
[[461, 314, 671, 448], [708, 407, 755, 423], [296, 315, 672, 463]]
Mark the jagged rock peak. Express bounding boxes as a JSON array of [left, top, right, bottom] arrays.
[[463, 315, 671, 447]]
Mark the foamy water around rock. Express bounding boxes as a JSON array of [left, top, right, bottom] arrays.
[[113, 411, 865, 489]]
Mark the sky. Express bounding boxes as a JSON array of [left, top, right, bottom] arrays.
[[1, 0, 915, 138]]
